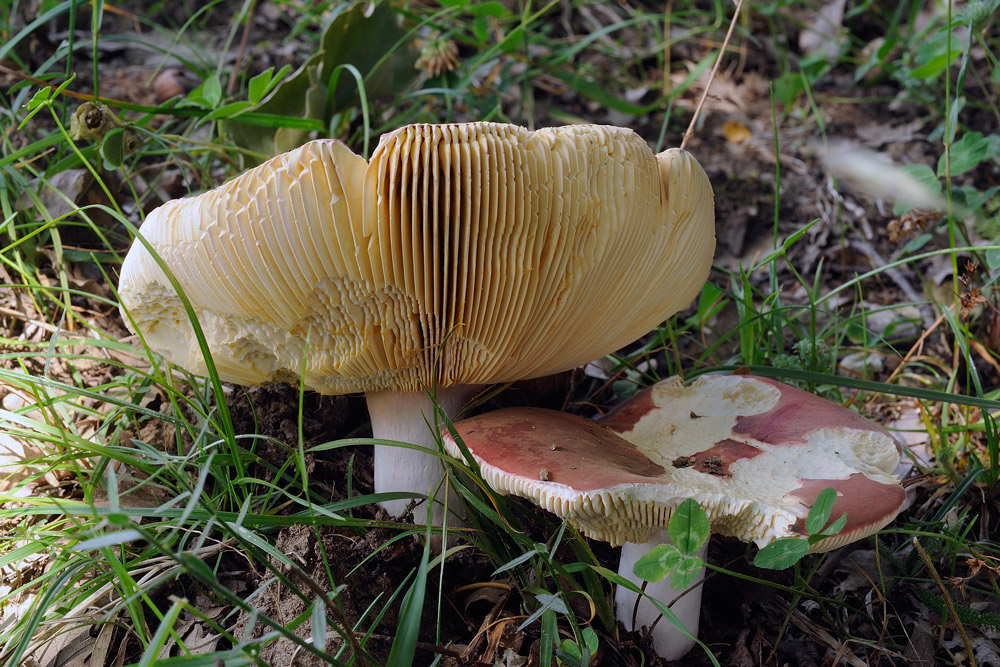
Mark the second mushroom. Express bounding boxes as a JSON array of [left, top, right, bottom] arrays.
[[442, 373, 906, 661]]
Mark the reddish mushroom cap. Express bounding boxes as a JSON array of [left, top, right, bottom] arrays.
[[443, 375, 905, 549]]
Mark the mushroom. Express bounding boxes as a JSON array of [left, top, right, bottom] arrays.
[[117, 122, 716, 528], [440, 374, 906, 660]]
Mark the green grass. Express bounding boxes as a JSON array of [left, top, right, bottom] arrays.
[[2, 1, 1000, 665]]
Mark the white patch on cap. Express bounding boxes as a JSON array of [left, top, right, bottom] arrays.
[[619, 375, 781, 467]]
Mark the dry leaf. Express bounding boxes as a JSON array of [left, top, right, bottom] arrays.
[[722, 119, 752, 144]]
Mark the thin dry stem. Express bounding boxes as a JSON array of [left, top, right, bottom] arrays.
[[680, 0, 745, 151], [227, 0, 259, 95], [912, 536, 978, 667], [662, 0, 672, 101]]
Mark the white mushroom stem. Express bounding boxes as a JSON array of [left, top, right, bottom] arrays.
[[615, 529, 709, 661], [366, 386, 477, 525]]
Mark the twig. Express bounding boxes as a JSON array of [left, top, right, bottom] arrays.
[[912, 536, 978, 667], [0, 64, 96, 102], [662, 0, 672, 101], [680, 0, 745, 150], [226, 0, 259, 96]]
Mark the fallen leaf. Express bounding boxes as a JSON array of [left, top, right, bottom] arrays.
[[722, 119, 752, 144]]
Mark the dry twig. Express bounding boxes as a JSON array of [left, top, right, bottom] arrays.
[[681, 0, 746, 150]]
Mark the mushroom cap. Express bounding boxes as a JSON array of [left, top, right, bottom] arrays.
[[442, 374, 905, 549], [118, 123, 715, 393]]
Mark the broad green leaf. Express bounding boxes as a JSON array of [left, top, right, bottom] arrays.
[[467, 1, 509, 17], [805, 487, 837, 535], [248, 68, 274, 104], [228, 4, 417, 160], [558, 627, 599, 666], [815, 512, 848, 539], [556, 644, 583, 666], [753, 537, 810, 570], [669, 498, 710, 555], [581, 627, 598, 653], [106, 512, 131, 527], [632, 543, 682, 583], [694, 282, 726, 322], [670, 555, 704, 590], [26, 87, 51, 110], [19, 87, 52, 129], [201, 74, 222, 108], [772, 71, 805, 107], [911, 31, 964, 79], [100, 127, 126, 168], [939, 131, 991, 177]]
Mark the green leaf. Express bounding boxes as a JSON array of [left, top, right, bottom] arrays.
[[946, 95, 966, 144], [534, 592, 571, 615], [540, 608, 558, 667], [248, 68, 274, 104], [19, 87, 52, 129], [805, 487, 837, 535], [311, 598, 326, 653], [670, 555, 704, 590], [581, 626, 598, 653], [234, 525, 292, 566], [772, 71, 805, 107], [138, 597, 184, 667], [497, 22, 525, 52], [26, 86, 51, 110], [557, 645, 583, 666], [753, 537, 810, 570], [911, 31, 964, 79], [202, 74, 222, 108], [939, 131, 990, 177], [492, 545, 543, 575], [669, 498, 710, 555], [205, 100, 252, 120], [180, 552, 217, 582], [186, 75, 223, 109], [107, 512, 131, 527], [467, 1, 509, 17], [386, 533, 430, 666], [632, 543, 682, 583], [100, 127, 126, 168], [558, 626, 599, 666], [228, 4, 418, 160], [815, 512, 848, 539]]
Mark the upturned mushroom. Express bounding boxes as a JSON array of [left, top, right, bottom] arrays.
[[117, 122, 716, 527], [441, 374, 906, 660]]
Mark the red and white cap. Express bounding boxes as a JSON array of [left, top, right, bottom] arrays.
[[443, 374, 905, 550]]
